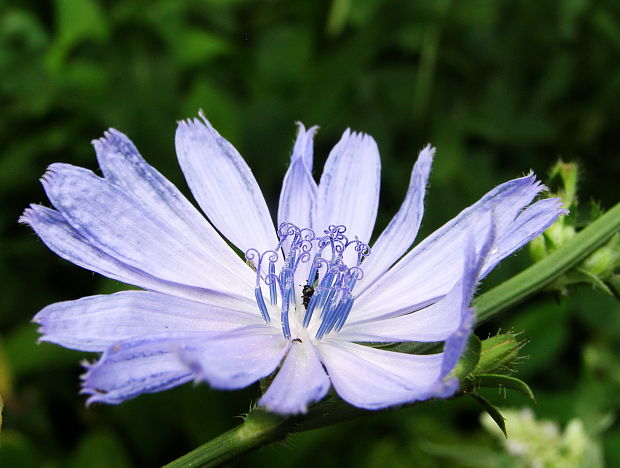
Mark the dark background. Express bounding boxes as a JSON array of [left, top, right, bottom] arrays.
[[1, 0, 619, 466]]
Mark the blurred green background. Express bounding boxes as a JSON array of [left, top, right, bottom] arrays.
[[1, 0, 620, 466]]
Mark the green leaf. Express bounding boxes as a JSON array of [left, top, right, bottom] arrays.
[[47, 0, 109, 71], [474, 374, 536, 402], [470, 393, 507, 438]]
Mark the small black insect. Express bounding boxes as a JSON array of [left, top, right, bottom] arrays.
[[301, 284, 315, 309]]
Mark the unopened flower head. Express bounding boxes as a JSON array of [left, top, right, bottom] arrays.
[[21, 114, 565, 414]]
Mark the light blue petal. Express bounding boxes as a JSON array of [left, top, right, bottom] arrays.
[[354, 175, 561, 321], [34, 291, 262, 352], [482, 197, 567, 277], [175, 115, 279, 258], [339, 263, 470, 342], [439, 307, 474, 378], [40, 163, 253, 295], [20, 205, 255, 310], [440, 217, 495, 377], [259, 339, 330, 415], [342, 211, 492, 343], [278, 123, 318, 232], [360, 145, 434, 289], [317, 339, 444, 410], [315, 129, 381, 264], [178, 326, 288, 390], [290, 122, 317, 171], [81, 337, 194, 405], [94, 129, 254, 284]]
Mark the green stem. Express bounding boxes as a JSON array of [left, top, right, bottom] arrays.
[[165, 202, 620, 468], [163, 411, 290, 468], [475, 201, 620, 324]]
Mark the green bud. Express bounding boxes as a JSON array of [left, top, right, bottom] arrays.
[[548, 160, 579, 209], [529, 160, 577, 263], [582, 233, 620, 278], [475, 332, 525, 376], [530, 160, 620, 296]]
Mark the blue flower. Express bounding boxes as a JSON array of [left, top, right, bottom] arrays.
[[21, 115, 564, 414]]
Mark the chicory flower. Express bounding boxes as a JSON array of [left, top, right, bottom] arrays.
[[21, 115, 564, 414]]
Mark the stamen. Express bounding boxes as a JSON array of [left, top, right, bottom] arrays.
[[247, 222, 370, 340], [254, 287, 271, 323], [268, 262, 277, 305], [245, 248, 271, 323]]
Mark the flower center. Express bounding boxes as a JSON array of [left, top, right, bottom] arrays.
[[245, 223, 370, 341]]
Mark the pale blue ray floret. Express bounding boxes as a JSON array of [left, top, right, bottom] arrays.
[[21, 114, 566, 415]]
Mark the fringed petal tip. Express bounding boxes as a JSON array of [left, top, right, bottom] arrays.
[[80, 386, 122, 407], [289, 122, 319, 173], [549, 197, 570, 216], [79, 360, 108, 406], [525, 171, 548, 193], [340, 128, 378, 151], [91, 128, 134, 154], [536, 196, 569, 221], [39, 162, 68, 186], [18, 204, 38, 225], [415, 144, 435, 174], [77, 339, 195, 406], [294, 121, 319, 136], [419, 144, 436, 158], [178, 111, 218, 135]]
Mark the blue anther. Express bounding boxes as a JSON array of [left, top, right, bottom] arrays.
[[302, 291, 320, 327], [315, 271, 336, 310], [306, 256, 319, 285], [254, 287, 271, 323], [316, 299, 347, 340], [288, 284, 296, 305], [287, 248, 297, 269], [335, 297, 354, 331], [320, 285, 339, 317], [268, 262, 277, 305], [280, 292, 291, 339]]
